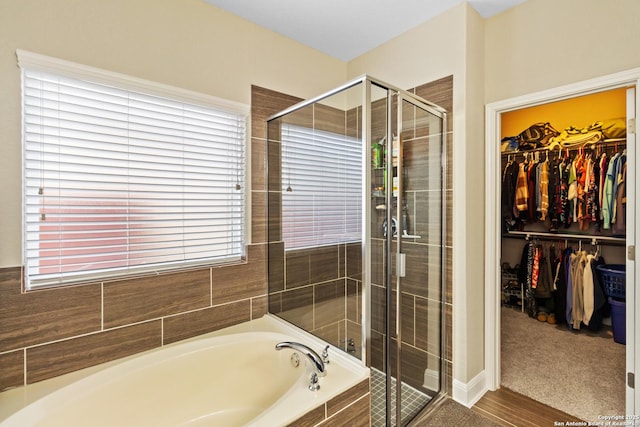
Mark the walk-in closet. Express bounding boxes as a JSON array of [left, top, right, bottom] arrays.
[[498, 87, 633, 422]]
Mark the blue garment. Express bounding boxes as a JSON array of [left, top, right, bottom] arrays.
[[602, 153, 619, 229], [610, 153, 626, 225]]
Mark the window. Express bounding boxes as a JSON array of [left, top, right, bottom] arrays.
[[281, 124, 362, 250], [19, 51, 248, 289]]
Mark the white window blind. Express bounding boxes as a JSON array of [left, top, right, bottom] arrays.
[[21, 58, 247, 289], [281, 124, 362, 250]]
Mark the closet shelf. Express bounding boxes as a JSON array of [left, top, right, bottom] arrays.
[[501, 137, 626, 157], [504, 230, 625, 246]]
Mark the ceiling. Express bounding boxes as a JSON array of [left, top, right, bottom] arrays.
[[202, 0, 527, 61]]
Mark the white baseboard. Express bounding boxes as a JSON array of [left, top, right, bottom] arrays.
[[423, 368, 439, 392], [451, 370, 487, 408]]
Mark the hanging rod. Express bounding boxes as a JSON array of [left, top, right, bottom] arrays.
[[505, 230, 626, 246]]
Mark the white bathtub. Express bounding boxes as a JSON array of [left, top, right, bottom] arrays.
[[0, 315, 369, 427]]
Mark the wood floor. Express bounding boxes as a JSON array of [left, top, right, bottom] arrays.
[[472, 387, 583, 427]]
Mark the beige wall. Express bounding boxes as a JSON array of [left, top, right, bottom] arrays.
[[347, 4, 466, 91], [462, 4, 487, 383], [485, 0, 640, 103], [348, 3, 486, 386], [0, 0, 347, 267]]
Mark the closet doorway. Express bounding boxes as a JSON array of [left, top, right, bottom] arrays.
[[484, 68, 640, 421]]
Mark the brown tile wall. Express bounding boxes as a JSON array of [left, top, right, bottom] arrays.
[[265, 92, 363, 358], [269, 243, 359, 355], [0, 246, 267, 390], [287, 378, 370, 427]]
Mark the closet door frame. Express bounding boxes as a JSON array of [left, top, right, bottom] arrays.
[[484, 68, 640, 415]]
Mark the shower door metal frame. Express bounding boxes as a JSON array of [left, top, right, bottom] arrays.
[[362, 76, 448, 426], [387, 88, 447, 426]]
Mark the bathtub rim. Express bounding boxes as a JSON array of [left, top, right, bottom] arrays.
[[0, 314, 369, 425]]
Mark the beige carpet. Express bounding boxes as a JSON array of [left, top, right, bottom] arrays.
[[501, 306, 625, 422]]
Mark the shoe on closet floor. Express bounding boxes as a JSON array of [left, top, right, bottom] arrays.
[[537, 312, 548, 322]]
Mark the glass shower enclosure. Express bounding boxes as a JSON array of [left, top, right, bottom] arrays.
[[266, 75, 446, 426]]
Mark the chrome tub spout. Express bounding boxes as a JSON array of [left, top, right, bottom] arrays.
[[275, 341, 327, 391]]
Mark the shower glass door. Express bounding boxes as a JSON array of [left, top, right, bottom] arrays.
[[368, 85, 445, 426]]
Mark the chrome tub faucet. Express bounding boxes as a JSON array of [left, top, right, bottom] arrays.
[[275, 341, 326, 391]]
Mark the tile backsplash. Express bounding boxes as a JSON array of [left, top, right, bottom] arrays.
[[0, 245, 267, 390]]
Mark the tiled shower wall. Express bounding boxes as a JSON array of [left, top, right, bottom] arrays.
[[254, 85, 371, 426], [268, 242, 363, 357], [265, 76, 454, 394], [266, 97, 364, 357]]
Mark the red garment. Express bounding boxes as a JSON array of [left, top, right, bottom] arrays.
[[531, 246, 540, 289]]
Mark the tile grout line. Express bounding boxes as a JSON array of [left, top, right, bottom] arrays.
[[101, 282, 104, 331], [23, 348, 27, 386]]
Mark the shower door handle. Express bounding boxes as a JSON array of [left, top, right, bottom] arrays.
[[396, 253, 405, 338], [396, 253, 406, 277]]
